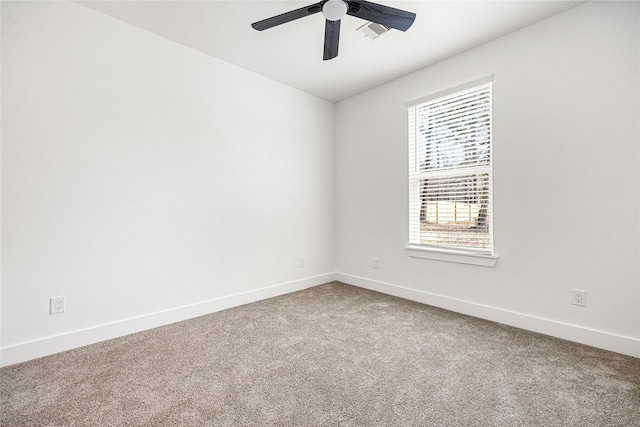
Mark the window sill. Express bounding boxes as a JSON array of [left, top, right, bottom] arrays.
[[406, 245, 498, 267]]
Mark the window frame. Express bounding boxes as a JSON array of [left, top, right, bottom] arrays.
[[406, 75, 498, 267]]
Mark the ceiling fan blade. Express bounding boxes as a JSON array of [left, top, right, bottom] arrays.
[[252, 2, 323, 31], [323, 19, 341, 61], [347, 0, 416, 32]]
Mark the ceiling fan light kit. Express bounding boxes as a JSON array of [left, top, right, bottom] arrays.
[[323, 0, 348, 21], [251, 0, 416, 61]]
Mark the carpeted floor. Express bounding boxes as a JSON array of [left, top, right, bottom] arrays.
[[2, 282, 639, 426]]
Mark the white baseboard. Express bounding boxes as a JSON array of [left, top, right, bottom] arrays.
[[336, 272, 640, 359], [1, 273, 336, 367], [4, 272, 637, 366]]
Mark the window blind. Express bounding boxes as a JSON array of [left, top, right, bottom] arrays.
[[408, 78, 493, 255]]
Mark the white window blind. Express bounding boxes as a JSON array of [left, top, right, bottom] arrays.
[[408, 77, 493, 255]]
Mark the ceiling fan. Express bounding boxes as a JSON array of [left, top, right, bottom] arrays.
[[251, 0, 416, 61]]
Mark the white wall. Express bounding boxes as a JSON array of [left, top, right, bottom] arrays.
[[2, 1, 638, 366], [1, 1, 335, 365], [335, 1, 640, 357]]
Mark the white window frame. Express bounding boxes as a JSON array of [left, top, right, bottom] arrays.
[[406, 75, 498, 267]]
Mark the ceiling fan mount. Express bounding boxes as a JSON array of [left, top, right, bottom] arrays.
[[251, 0, 416, 61]]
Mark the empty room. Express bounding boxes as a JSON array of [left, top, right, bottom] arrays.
[[1, 0, 639, 425]]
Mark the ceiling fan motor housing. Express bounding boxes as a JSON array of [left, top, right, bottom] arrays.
[[322, 0, 348, 21]]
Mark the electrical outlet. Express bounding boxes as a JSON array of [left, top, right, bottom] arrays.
[[299, 258, 305, 268], [50, 296, 66, 314], [572, 289, 586, 307], [373, 258, 380, 269]]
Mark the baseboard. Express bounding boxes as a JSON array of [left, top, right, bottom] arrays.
[[1, 273, 336, 367], [4, 272, 636, 366], [336, 272, 640, 359]]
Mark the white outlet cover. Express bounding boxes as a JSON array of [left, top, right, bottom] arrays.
[[50, 296, 66, 314], [571, 289, 586, 307]]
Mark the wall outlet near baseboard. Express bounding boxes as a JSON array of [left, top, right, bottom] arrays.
[[299, 258, 305, 268], [373, 258, 380, 269], [571, 289, 586, 307], [50, 296, 66, 314]]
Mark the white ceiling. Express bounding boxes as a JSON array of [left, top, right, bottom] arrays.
[[76, 1, 584, 102]]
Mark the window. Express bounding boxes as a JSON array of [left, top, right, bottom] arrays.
[[407, 76, 496, 265]]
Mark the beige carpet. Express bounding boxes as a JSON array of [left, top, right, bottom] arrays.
[[2, 282, 639, 426]]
